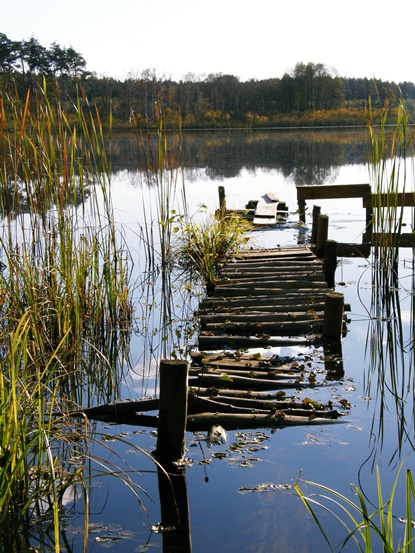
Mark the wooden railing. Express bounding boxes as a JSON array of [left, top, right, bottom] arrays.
[[296, 183, 415, 250]]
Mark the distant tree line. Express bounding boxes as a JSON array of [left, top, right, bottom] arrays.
[[1, 33, 414, 128]]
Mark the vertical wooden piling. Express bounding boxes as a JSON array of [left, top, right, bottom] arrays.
[[156, 359, 189, 462], [311, 205, 321, 244], [218, 186, 226, 216], [298, 198, 306, 224], [316, 214, 329, 258], [323, 292, 344, 341], [324, 239, 338, 287]]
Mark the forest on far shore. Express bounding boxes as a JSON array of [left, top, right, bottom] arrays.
[[1, 33, 415, 129]]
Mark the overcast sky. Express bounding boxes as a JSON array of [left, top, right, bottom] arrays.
[[3, 0, 414, 83]]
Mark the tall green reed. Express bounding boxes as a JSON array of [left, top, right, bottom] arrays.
[[365, 97, 415, 456], [130, 107, 197, 364], [0, 80, 133, 405], [295, 462, 415, 553], [295, 96, 415, 552], [0, 80, 137, 549]]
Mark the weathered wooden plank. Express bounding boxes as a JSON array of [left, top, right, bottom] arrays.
[[235, 249, 313, 260], [199, 294, 330, 308], [199, 311, 324, 326], [198, 305, 325, 317], [254, 201, 278, 217], [220, 270, 324, 280], [222, 261, 323, 272], [337, 242, 371, 257], [200, 394, 341, 418], [189, 366, 301, 380], [213, 282, 330, 295], [191, 372, 311, 390], [372, 192, 415, 208], [203, 318, 323, 334], [296, 183, 371, 201], [198, 335, 311, 349], [253, 217, 277, 226], [216, 274, 326, 286], [212, 287, 331, 298]]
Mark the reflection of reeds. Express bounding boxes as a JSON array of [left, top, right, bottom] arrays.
[[366, 98, 415, 456]]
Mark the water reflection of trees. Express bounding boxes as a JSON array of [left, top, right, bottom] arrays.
[[108, 129, 368, 185]]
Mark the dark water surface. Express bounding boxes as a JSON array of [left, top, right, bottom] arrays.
[[61, 129, 414, 552]]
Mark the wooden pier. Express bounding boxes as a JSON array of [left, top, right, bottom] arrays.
[[197, 245, 346, 351]]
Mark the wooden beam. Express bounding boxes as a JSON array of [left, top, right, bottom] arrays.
[[296, 183, 371, 201]]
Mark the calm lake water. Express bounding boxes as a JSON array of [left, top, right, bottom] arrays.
[[60, 128, 414, 553]]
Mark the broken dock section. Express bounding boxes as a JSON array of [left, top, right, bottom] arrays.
[[197, 245, 346, 351]]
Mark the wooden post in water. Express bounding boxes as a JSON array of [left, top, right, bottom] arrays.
[[324, 239, 338, 287], [218, 186, 226, 217], [298, 198, 306, 224], [316, 214, 329, 258], [156, 359, 189, 462], [311, 205, 321, 244], [323, 292, 344, 341]]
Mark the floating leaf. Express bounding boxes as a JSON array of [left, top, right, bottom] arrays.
[[212, 452, 227, 459]]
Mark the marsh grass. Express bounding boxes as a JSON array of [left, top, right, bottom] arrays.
[[0, 81, 141, 550]]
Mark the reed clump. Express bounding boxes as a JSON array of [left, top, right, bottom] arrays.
[[173, 208, 252, 293]]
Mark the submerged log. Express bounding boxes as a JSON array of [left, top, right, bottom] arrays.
[[78, 398, 159, 421], [186, 411, 340, 431]]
